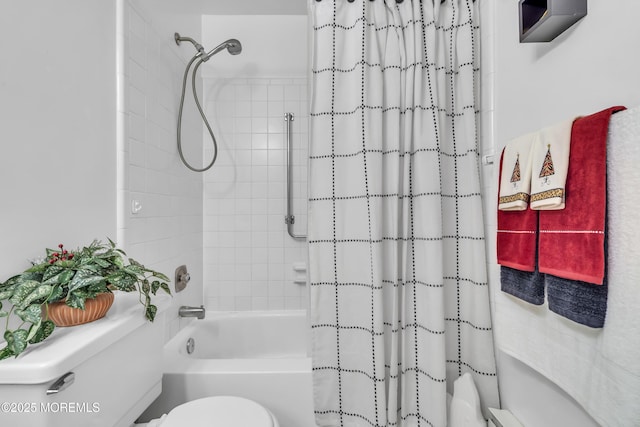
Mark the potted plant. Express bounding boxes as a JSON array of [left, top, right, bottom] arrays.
[[0, 239, 171, 360]]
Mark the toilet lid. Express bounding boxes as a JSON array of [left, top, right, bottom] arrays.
[[162, 396, 274, 427]]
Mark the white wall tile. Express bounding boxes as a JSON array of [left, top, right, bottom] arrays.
[[236, 101, 252, 117], [251, 85, 269, 101], [284, 297, 303, 310], [252, 101, 269, 117], [203, 79, 310, 309], [235, 296, 252, 310], [120, 0, 203, 344]]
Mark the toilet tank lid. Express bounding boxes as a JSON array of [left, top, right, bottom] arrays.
[[0, 292, 171, 384], [163, 396, 274, 427]]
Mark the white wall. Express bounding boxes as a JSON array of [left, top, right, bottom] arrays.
[[200, 16, 309, 311], [200, 15, 308, 78], [0, 1, 117, 278], [0, 0, 204, 343], [484, 1, 640, 426], [120, 0, 204, 339], [493, 0, 640, 142]]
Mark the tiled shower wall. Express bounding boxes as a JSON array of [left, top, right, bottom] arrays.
[[119, 0, 204, 339], [202, 77, 309, 311]]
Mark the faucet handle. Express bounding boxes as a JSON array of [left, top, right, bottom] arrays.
[[175, 265, 191, 293]]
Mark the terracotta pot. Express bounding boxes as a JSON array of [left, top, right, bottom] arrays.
[[47, 292, 115, 327]]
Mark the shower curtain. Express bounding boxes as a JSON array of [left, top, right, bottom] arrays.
[[307, 0, 499, 426]]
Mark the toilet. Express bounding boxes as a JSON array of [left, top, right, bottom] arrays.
[[144, 395, 280, 427]]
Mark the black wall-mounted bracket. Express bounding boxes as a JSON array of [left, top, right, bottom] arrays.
[[519, 0, 587, 43]]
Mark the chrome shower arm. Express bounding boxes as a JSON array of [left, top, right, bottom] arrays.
[[174, 32, 205, 56]]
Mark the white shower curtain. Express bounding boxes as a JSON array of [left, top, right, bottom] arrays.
[[308, 0, 499, 426]]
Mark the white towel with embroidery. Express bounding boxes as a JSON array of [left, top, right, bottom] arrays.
[[498, 132, 536, 211], [530, 119, 575, 210]]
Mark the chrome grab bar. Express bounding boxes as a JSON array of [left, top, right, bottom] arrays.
[[285, 112, 306, 239]]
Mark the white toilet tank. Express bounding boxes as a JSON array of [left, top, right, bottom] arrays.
[[0, 291, 170, 427]]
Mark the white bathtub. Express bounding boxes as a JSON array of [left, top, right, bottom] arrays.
[[139, 310, 317, 427]]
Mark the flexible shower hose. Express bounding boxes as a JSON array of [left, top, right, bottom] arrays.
[[177, 54, 218, 172]]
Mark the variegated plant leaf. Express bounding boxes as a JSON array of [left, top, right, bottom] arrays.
[[0, 275, 20, 290], [42, 265, 63, 282], [124, 264, 144, 275], [68, 270, 104, 292], [153, 271, 170, 282], [26, 319, 41, 341], [0, 288, 14, 301], [110, 255, 124, 268], [159, 282, 171, 294], [28, 320, 55, 344], [46, 285, 64, 302], [15, 304, 43, 324], [8, 280, 40, 307], [64, 292, 86, 310], [17, 285, 53, 309], [0, 346, 14, 360], [145, 304, 157, 321], [4, 329, 28, 356], [106, 271, 136, 290], [40, 269, 75, 286]]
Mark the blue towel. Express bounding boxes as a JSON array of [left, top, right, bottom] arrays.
[[546, 275, 608, 328], [546, 219, 609, 328], [500, 266, 545, 305]]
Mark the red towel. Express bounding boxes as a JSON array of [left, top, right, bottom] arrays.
[[538, 106, 626, 284], [497, 150, 537, 272]]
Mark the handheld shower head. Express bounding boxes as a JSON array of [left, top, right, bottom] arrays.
[[225, 39, 242, 55], [175, 33, 244, 172], [201, 39, 243, 61]]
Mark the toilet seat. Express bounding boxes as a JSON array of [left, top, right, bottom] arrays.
[[161, 396, 276, 427]]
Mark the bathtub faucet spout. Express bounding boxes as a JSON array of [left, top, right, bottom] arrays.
[[179, 305, 205, 319]]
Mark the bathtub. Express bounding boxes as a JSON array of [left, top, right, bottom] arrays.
[[139, 310, 317, 427]]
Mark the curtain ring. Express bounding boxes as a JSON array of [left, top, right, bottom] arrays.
[[397, 0, 404, 3], [348, 0, 355, 2]]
